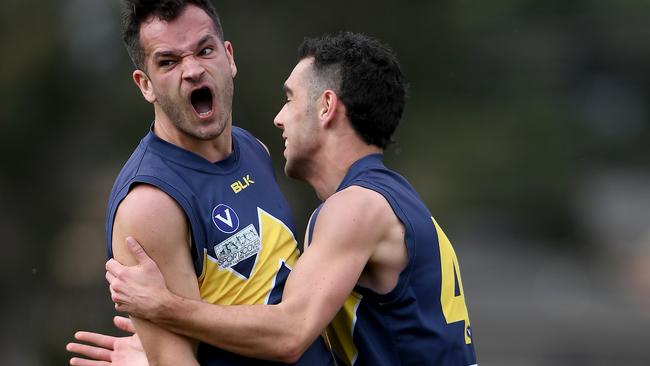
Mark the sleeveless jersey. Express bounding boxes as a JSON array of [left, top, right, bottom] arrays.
[[308, 154, 477, 366], [106, 126, 333, 366]]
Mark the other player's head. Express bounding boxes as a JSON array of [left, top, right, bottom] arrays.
[[274, 32, 405, 180], [298, 32, 406, 149]]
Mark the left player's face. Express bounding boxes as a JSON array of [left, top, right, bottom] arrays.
[[274, 58, 321, 180], [135, 5, 237, 141]]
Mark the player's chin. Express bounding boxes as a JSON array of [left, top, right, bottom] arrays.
[[284, 161, 305, 181], [283, 162, 296, 179], [193, 120, 227, 140]]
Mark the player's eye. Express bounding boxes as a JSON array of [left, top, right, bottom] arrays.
[[199, 47, 214, 56], [158, 60, 176, 67]]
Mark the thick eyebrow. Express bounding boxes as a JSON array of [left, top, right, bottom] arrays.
[[152, 34, 219, 61], [196, 34, 217, 49], [153, 50, 179, 61]]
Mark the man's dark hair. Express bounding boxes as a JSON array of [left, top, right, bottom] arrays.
[[121, 0, 224, 70], [298, 32, 406, 149]]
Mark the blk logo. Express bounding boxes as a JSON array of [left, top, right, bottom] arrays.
[[231, 174, 255, 194], [212, 204, 240, 233]]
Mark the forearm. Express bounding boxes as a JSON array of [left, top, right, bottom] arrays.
[[132, 316, 199, 366], [153, 291, 309, 363]]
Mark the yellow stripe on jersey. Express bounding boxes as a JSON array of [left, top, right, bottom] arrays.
[[199, 208, 300, 305], [433, 217, 472, 344], [325, 291, 363, 366]]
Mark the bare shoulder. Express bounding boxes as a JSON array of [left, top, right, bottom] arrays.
[[315, 185, 396, 244], [118, 184, 184, 217], [113, 184, 190, 264], [324, 185, 395, 225], [116, 184, 187, 231]]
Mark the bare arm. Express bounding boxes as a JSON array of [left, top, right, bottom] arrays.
[[109, 186, 404, 363], [110, 184, 200, 366]]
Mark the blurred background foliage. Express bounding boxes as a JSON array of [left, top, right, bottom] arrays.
[[1, 0, 649, 364]]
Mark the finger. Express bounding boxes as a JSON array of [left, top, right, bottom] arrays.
[[66, 342, 112, 361], [114, 316, 136, 334], [105, 258, 122, 275], [73, 331, 116, 350], [109, 285, 122, 304], [69, 357, 110, 366], [105, 270, 116, 285], [126, 236, 151, 264], [115, 302, 128, 313]]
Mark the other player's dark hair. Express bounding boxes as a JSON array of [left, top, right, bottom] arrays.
[[298, 32, 406, 149], [121, 0, 224, 70]]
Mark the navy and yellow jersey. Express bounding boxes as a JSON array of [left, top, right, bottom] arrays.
[[308, 154, 477, 366], [106, 126, 333, 366]]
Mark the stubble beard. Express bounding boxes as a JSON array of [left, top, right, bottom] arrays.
[[157, 79, 234, 141], [284, 107, 320, 182], [284, 141, 317, 182]]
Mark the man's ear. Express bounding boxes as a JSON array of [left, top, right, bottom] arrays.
[[319, 90, 340, 127], [224, 41, 237, 79], [133, 70, 156, 104]]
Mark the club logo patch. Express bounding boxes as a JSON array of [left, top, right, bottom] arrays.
[[214, 224, 261, 269], [212, 204, 240, 233]]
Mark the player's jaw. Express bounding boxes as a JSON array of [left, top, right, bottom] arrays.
[[156, 81, 231, 141], [280, 128, 318, 181]]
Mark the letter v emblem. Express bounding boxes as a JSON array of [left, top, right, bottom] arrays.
[[212, 204, 240, 233], [216, 209, 233, 227]]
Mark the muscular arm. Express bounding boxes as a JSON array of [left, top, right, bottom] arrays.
[[111, 184, 200, 366], [118, 186, 406, 363]]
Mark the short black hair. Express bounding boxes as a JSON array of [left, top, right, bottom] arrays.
[[298, 32, 406, 149], [121, 0, 224, 70]]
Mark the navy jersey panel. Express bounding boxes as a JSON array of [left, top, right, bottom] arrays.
[[308, 154, 477, 366], [106, 126, 332, 366]]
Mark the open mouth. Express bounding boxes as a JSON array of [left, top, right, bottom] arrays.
[[190, 87, 214, 117]]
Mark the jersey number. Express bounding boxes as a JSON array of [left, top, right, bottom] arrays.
[[433, 217, 472, 344]]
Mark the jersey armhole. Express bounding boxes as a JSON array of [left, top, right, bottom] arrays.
[[346, 182, 415, 304], [305, 205, 324, 250], [108, 178, 205, 277]]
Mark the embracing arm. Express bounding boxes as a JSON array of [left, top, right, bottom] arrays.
[[110, 186, 402, 363], [110, 184, 200, 366]]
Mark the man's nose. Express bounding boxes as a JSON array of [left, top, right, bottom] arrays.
[[273, 113, 284, 129], [182, 57, 205, 81]]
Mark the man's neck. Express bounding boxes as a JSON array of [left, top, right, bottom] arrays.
[[153, 117, 232, 163], [306, 138, 382, 201]]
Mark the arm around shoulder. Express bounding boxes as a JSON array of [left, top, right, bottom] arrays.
[[108, 185, 397, 363], [268, 186, 397, 360]]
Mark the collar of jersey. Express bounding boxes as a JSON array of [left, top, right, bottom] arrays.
[[142, 125, 240, 175], [337, 153, 385, 191]]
